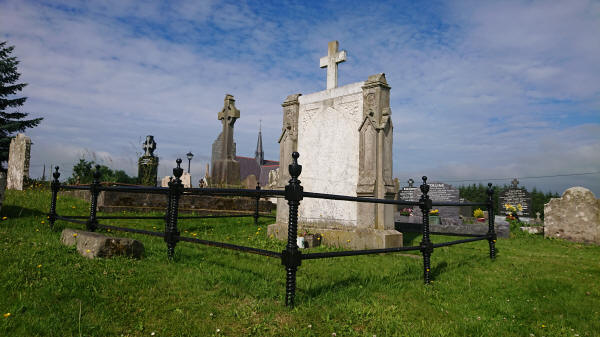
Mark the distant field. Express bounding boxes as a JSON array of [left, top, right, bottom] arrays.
[[1, 189, 599, 337]]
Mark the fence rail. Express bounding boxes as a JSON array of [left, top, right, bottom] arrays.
[[48, 152, 497, 307]]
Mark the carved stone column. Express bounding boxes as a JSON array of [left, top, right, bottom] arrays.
[[358, 74, 395, 230], [274, 94, 301, 232]]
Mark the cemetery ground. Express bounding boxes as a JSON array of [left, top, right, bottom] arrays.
[[1, 189, 599, 337]]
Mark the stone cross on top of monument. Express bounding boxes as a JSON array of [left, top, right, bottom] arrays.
[[320, 40, 347, 90], [511, 178, 519, 188]]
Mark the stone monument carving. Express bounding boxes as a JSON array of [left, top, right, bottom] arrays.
[[211, 94, 241, 185], [138, 135, 159, 186], [7, 133, 31, 190], [269, 41, 402, 249]]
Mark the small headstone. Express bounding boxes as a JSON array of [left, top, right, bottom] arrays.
[[398, 178, 419, 205], [138, 135, 159, 186], [7, 133, 31, 190], [544, 187, 599, 244], [242, 174, 257, 189], [180, 172, 192, 188], [161, 176, 171, 187], [61, 228, 144, 259], [499, 179, 531, 216]]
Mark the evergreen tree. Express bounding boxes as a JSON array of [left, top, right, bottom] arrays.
[[0, 41, 43, 171]]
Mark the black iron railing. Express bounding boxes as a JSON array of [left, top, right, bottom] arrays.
[[48, 152, 497, 307]]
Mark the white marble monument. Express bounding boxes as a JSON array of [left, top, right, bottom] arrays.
[[268, 41, 401, 249]]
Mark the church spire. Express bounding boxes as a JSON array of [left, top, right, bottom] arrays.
[[255, 120, 264, 166]]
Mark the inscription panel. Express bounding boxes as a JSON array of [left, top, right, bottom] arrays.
[[499, 188, 532, 216]]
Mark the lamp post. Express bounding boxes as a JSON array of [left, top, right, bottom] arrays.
[[186, 151, 193, 173]]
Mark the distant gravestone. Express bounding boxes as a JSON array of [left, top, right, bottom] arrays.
[[138, 135, 159, 186], [211, 94, 241, 185], [544, 187, 599, 244], [162, 173, 191, 188], [499, 178, 531, 216], [7, 133, 31, 190], [407, 182, 460, 219], [398, 178, 419, 205]]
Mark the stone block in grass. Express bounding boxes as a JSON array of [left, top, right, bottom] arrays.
[[61, 228, 144, 259]]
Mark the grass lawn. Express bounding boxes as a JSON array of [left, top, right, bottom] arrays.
[[1, 188, 599, 336]]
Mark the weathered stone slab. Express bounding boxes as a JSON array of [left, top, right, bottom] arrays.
[[544, 187, 599, 244], [61, 228, 144, 259], [7, 133, 31, 190]]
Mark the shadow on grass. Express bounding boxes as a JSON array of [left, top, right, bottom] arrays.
[[0, 204, 47, 218]]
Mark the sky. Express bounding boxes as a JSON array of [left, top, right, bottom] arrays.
[[1, 0, 599, 196]]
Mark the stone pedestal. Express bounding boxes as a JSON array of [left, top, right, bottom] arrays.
[[138, 156, 158, 186], [7, 133, 31, 190]]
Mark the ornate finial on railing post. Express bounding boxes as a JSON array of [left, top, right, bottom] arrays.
[[254, 181, 261, 226], [87, 165, 102, 232], [165, 159, 183, 260], [419, 175, 433, 284], [486, 182, 497, 259], [282, 151, 303, 307], [48, 166, 61, 229]]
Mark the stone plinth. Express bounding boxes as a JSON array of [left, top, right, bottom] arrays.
[[7, 133, 31, 190], [138, 156, 158, 186], [544, 187, 599, 244]]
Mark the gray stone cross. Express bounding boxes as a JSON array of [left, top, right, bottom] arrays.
[[511, 178, 519, 188], [320, 40, 347, 90]]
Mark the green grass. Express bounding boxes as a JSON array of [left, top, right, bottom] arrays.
[[1, 188, 599, 336]]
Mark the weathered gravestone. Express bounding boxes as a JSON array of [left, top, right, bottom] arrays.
[[162, 172, 191, 188], [138, 135, 159, 186], [544, 187, 600, 244], [268, 41, 401, 249], [7, 133, 31, 190], [499, 178, 531, 217], [211, 94, 241, 185]]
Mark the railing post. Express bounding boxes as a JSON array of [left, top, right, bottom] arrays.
[[49, 166, 60, 229], [165, 159, 184, 260], [86, 165, 101, 232], [282, 152, 303, 307], [254, 182, 261, 226], [419, 176, 433, 284], [486, 183, 497, 259]]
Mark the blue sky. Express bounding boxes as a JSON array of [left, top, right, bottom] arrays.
[[1, 0, 599, 195]]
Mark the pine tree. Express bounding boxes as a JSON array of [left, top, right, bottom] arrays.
[[0, 41, 42, 171]]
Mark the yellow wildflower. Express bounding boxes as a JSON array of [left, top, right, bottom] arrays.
[[35, 229, 39, 232], [192, 233, 197, 236], [71, 206, 76, 209], [37, 264, 42, 268], [86, 249, 91, 253], [347, 239, 351, 243], [255, 232, 259, 235], [1, 216, 7, 220], [3, 313, 10, 318], [73, 233, 78, 237], [41, 220, 45, 224]]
